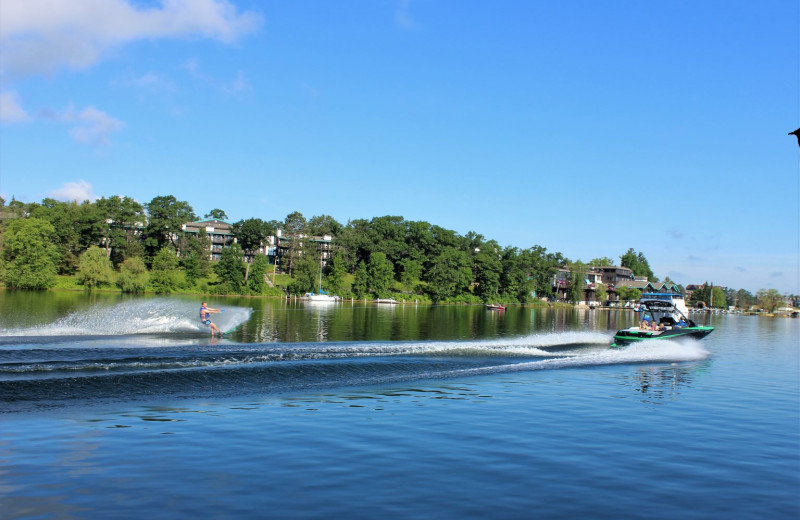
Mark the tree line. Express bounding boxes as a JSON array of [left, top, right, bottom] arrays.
[[0, 194, 782, 308]]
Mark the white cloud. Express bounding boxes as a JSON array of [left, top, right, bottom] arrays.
[[0, 0, 263, 77], [395, 0, 420, 30], [0, 91, 30, 122], [224, 70, 251, 94], [48, 180, 96, 202], [123, 71, 177, 94], [60, 105, 126, 146]]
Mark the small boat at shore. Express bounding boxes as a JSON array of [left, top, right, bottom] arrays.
[[303, 292, 339, 303], [611, 293, 713, 347], [486, 304, 506, 311], [375, 298, 398, 305]]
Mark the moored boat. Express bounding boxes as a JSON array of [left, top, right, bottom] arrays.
[[611, 293, 713, 347], [303, 292, 339, 303]]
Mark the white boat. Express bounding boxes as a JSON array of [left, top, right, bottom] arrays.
[[303, 292, 339, 303], [375, 298, 398, 305], [302, 255, 339, 303]]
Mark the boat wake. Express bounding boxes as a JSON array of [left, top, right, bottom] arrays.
[[0, 324, 710, 413]]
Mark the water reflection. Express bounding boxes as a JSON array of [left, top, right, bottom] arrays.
[[622, 361, 710, 403]]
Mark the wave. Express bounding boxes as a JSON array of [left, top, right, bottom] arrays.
[[0, 331, 709, 413]]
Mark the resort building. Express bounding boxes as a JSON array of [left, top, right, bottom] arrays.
[[180, 220, 332, 270], [181, 219, 236, 261]]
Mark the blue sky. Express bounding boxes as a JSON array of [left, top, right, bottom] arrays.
[[1, 0, 798, 294]]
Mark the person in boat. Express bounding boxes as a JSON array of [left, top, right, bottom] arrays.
[[641, 316, 652, 330], [199, 302, 222, 336], [676, 317, 687, 328]]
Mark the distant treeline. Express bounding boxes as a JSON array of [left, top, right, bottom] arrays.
[[0, 194, 767, 307]]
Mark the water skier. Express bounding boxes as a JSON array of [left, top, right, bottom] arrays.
[[199, 302, 222, 336]]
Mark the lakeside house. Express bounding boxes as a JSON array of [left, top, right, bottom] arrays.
[[551, 265, 683, 306]]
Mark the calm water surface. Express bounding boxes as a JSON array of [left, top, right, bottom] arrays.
[[0, 292, 797, 519]]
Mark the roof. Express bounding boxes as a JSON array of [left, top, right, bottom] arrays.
[[617, 280, 681, 292]]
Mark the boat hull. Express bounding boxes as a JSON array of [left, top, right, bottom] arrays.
[[611, 326, 714, 348]]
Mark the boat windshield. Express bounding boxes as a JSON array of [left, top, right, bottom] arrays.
[[639, 300, 693, 327]]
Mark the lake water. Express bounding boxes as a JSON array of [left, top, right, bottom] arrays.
[[1, 292, 798, 519]]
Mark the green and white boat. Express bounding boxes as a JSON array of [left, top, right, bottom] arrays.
[[611, 293, 714, 347]]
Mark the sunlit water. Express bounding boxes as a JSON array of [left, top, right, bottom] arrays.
[[0, 293, 797, 519]]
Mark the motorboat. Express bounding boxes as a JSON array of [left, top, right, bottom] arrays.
[[486, 304, 506, 311], [611, 293, 713, 347]]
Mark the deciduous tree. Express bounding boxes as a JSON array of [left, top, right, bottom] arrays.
[[76, 246, 114, 289], [96, 195, 146, 265], [1, 217, 59, 289], [757, 288, 784, 313], [117, 257, 148, 293], [204, 209, 228, 220], [352, 261, 369, 298], [473, 243, 502, 302], [144, 195, 196, 259], [150, 247, 179, 294], [247, 254, 271, 294], [214, 243, 246, 293], [427, 248, 472, 303], [326, 252, 346, 295], [620, 248, 655, 281], [368, 252, 394, 298]]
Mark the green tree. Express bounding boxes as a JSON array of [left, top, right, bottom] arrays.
[[117, 256, 148, 293], [525, 245, 562, 300], [29, 199, 103, 274], [232, 218, 273, 257], [569, 260, 587, 303], [326, 252, 347, 295], [214, 243, 247, 293], [499, 247, 526, 302], [281, 211, 307, 275], [143, 195, 196, 259], [150, 247, 179, 294], [617, 286, 642, 302], [589, 257, 615, 267], [232, 217, 273, 282], [293, 251, 321, 294], [1, 218, 60, 289], [689, 283, 726, 308], [204, 209, 228, 220], [307, 214, 343, 236], [427, 248, 472, 303], [473, 243, 502, 302], [399, 257, 423, 288], [368, 252, 394, 298], [734, 288, 757, 309], [247, 254, 271, 294], [179, 233, 210, 288], [96, 195, 146, 266], [620, 248, 655, 281], [352, 261, 369, 298], [366, 216, 407, 268], [710, 287, 726, 308], [76, 246, 114, 289], [756, 288, 784, 313], [595, 282, 608, 304]]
